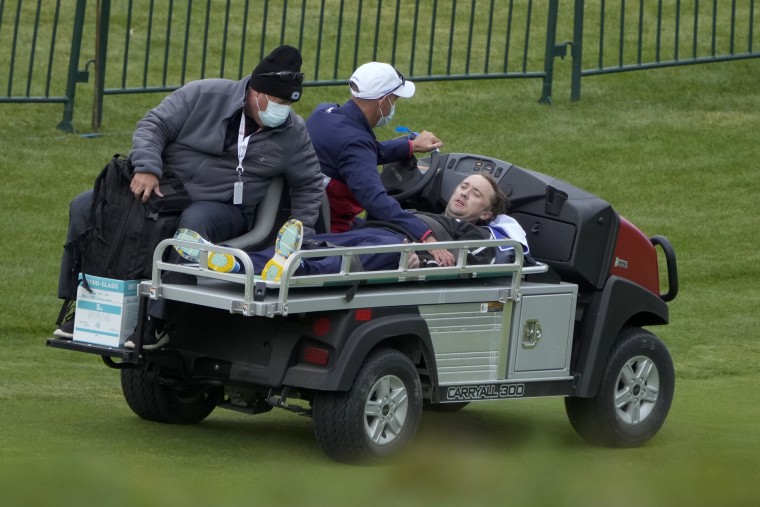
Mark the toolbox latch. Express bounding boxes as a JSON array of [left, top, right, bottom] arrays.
[[522, 319, 543, 349]]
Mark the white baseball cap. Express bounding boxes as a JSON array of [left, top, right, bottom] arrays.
[[349, 62, 415, 99]]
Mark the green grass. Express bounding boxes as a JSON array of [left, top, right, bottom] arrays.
[[1, 50, 759, 507]]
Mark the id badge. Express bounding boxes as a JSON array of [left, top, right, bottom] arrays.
[[233, 181, 244, 204]]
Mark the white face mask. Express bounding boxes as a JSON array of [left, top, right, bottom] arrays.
[[259, 94, 291, 127], [375, 97, 395, 128]]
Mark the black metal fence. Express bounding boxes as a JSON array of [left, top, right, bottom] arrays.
[[1, 0, 758, 132], [570, 0, 760, 100]]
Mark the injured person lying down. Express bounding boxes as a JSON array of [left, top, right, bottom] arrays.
[[173, 173, 530, 281]]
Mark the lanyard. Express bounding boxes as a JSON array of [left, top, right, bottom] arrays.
[[234, 114, 252, 204], [237, 114, 252, 177]]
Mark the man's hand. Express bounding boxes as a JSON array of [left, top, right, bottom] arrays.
[[411, 130, 443, 153], [130, 172, 163, 203], [406, 252, 421, 269], [423, 235, 455, 266]]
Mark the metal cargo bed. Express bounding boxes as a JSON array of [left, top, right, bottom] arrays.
[[145, 237, 549, 317]]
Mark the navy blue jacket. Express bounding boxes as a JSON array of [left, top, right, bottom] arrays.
[[306, 100, 431, 240]]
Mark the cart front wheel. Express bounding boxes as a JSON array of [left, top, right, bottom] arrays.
[[565, 326, 674, 447]]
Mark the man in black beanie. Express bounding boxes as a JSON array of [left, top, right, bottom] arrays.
[[249, 45, 304, 103], [55, 45, 324, 348]]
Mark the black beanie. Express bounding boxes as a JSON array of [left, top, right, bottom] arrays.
[[249, 45, 303, 102]]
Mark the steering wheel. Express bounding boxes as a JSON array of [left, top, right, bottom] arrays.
[[382, 150, 442, 202]]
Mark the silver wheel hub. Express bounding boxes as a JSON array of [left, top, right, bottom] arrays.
[[363, 374, 409, 446], [615, 355, 660, 425]]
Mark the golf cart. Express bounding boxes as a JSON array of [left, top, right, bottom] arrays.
[[48, 150, 678, 463]]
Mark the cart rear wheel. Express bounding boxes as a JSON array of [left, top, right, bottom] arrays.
[[313, 348, 422, 463], [565, 327, 674, 447], [120, 368, 218, 424]]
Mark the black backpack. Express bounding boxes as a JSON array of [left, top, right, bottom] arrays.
[[67, 154, 190, 297]]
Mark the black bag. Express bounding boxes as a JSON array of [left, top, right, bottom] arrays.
[[55, 154, 190, 328], [79, 154, 190, 284]]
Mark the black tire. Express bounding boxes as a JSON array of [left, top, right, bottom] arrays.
[[312, 348, 423, 463], [565, 326, 675, 447], [120, 368, 218, 424]]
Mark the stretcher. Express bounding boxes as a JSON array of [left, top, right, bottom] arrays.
[[148, 236, 549, 317]]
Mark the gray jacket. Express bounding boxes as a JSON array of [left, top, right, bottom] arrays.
[[130, 77, 324, 233]]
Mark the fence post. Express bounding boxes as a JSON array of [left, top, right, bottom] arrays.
[[539, 0, 560, 104], [92, 0, 111, 131], [56, 0, 88, 132], [570, 0, 585, 101]]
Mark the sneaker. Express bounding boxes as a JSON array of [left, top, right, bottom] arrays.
[[53, 318, 75, 339], [53, 300, 76, 339], [262, 219, 303, 282], [124, 316, 170, 350], [173, 228, 239, 273]]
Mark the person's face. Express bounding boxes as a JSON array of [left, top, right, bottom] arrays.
[[444, 175, 496, 223], [244, 87, 293, 125], [378, 94, 398, 117]]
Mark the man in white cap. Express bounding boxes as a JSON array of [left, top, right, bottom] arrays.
[[306, 62, 451, 265]]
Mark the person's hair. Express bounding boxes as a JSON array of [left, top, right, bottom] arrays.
[[475, 173, 509, 217]]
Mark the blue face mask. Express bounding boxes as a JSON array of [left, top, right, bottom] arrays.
[[375, 97, 396, 128], [259, 95, 291, 127]]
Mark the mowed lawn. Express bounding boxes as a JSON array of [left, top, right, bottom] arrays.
[[1, 54, 759, 506]]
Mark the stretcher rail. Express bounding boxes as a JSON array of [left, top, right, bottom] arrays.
[[147, 237, 547, 317]]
